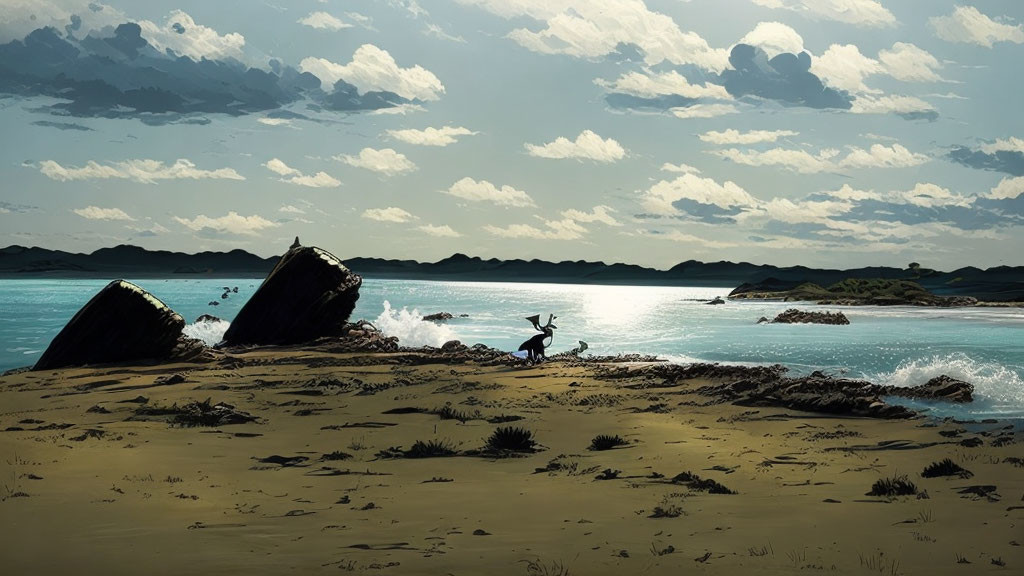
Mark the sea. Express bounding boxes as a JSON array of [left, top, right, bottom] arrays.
[[1, 278, 1022, 420]]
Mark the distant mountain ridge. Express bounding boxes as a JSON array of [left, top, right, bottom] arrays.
[[1, 244, 1022, 301]]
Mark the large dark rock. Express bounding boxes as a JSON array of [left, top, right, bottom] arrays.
[[34, 280, 185, 370], [770, 309, 850, 325], [222, 245, 361, 346], [880, 375, 974, 403]]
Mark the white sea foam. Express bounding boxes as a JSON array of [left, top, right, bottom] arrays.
[[183, 319, 230, 346], [873, 352, 1024, 405], [374, 300, 457, 348]]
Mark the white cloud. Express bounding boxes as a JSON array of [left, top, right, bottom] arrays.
[[362, 207, 417, 223], [838, 144, 930, 169], [878, 42, 944, 82], [930, 6, 1024, 47], [300, 44, 445, 101], [737, 21, 805, 58], [298, 12, 352, 30], [138, 10, 246, 62], [641, 173, 758, 215], [849, 94, 936, 117], [525, 130, 625, 162], [823, 184, 884, 202], [443, 177, 536, 207], [264, 158, 341, 188], [457, 0, 729, 72], [671, 104, 739, 119], [561, 205, 621, 226], [279, 205, 306, 214], [711, 144, 927, 173], [174, 212, 280, 235], [811, 44, 882, 93], [484, 218, 587, 241], [595, 70, 729, 99], [892, 183, 973, 208], [989, 177, 1024, 200], [338, 147, 417, 176], [386, 126, 477, 146], [699, 129, 798, 145], [418, 224, 462, 237], [660, 162, 701, 174], [751, 0, 895, 27], [73, 206, 134, 221], [710, 147, 839, 173], [39, 159, 244, 184], [980, 137, 1024, 154]]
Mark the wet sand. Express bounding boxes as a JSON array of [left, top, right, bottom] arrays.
[[0, 347, 1021, 575]]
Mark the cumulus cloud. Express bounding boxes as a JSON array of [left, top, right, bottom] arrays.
[[174, 211, 280, 235], [386, 126, 477, 146], [641, 173, 758, 216], [443, 177, 536, 207], [418, 224, 462, 237], [39, 158, 244, 183], [699, 129, 797, 145], [736, 21, 806, 58], [524, 130, 626, 162], [878, 42, 944, 82], [720, 43, 852, 109], [137, 10, 245, 61], [457, 0, 729, 71], [710, 143, 928, 173], [362, 207, 417, 222], [989, 177, 1024, 200], [0, 12, 408, 121], [298, 12, 352, 31], [279, 204, 306, 214], [73, 206, 134, 221], [300, 44, 445, 101], [264, 158, 341, 187], [751, 0, 895, 27], [660, 162, 702, 174], [596, 69, 730, 100], [930, 6, 1024, 47], [949, 141, 1024, 176], [561, 205, 621, 226], [338, 147, 417, 176]]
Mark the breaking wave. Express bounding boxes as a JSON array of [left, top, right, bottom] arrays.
[[374, 300, 457, 348], [873, 352, 1024, 406], [183, 318, 230, 346]]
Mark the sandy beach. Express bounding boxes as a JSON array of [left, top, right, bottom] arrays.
[[1, 345, 1020, 575]]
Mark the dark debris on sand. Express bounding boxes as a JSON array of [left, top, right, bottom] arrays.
[[129, 398, 257, 427]]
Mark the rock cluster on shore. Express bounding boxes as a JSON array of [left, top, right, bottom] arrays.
[[764, 309, 850, 325]]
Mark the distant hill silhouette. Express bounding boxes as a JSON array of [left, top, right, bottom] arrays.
[[1, 244, 1021, 301]]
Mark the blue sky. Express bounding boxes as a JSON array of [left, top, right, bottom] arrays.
[[1, 0, 1022, 269]]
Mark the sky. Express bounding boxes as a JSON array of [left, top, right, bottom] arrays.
[[0, 0, 1022, 270]]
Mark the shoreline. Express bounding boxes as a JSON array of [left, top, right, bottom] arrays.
[[1, 346, 1020, 574]]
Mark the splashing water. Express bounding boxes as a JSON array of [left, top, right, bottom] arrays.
[[872, 352, 1024, 406], [182, 319, 230, 346], [374, 300, 457, 348]]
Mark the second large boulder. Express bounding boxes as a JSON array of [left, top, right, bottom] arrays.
[[222, 245, 362, 345]]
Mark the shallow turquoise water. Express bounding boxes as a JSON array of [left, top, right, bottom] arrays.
[[1, 278, 1022, 419]]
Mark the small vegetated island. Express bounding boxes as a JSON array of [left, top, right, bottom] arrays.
[[729, 278, 980, 307]]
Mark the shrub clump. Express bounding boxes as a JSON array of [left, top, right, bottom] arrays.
[[669, 471, 736, 494], [921, 458, 972, 479], [589, 434, 629, 451], [404, 439, 457, 458], [867, 474, 918, 497], [484, 426, 538, 454]]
